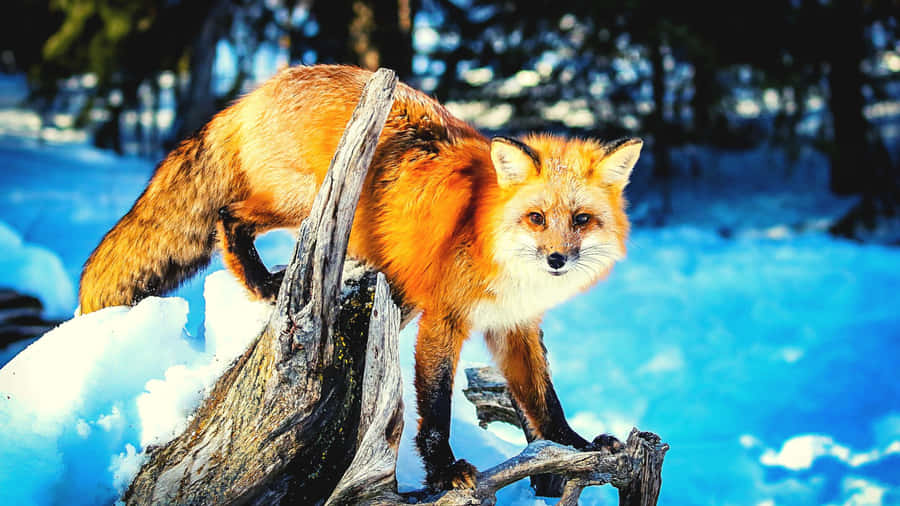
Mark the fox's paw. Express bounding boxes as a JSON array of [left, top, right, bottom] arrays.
[[267, 268, 286, 299], [426, 459, 478, 491], [256, 268, 286, 302], [586, 433, 625, 454]]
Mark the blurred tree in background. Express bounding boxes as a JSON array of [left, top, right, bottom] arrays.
[[1, 0, 898, 232]]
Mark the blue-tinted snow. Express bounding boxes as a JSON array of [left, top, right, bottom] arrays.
[[1, 108, 899, 504], [0, 273, 271, 504]]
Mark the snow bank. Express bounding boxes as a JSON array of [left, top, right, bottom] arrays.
[[0, 297, 192, 504], [0, 219, 75, 319], [0, 270, 270, 504]]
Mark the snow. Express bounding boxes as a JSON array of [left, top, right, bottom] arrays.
[[1, 74, 899, 504], [0, 272, 270, 504], [0, 220, 75, 319], [0, 297, 192, 504]]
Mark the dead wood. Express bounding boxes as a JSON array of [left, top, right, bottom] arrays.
[[462, 367, 669, 505]]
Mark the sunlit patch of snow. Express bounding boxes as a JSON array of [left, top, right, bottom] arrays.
[[413, 26, 439, 53], [513, 70, 540, 87], [498, 77, 524, 97], [486, 422, 528, 446], [736, 99, 761, 117], [763, 89, 780, 110], [779, 346, 805, 363], [758, 434, 899, 471], [741, 434, 763, 449], [109, 444, 146, 495], [569, 411, 608, 438], [637, 347, 684, 374], [0, 220, 75, 319], [75, 419, 91, 438], [621, 114, 639, 130], [0, 109, 41, 136], [462, 67, 493, 86], [834, 477, 887, 506], [202, 270, 272, 360], [760, 435, 845, 470], [883, 52, 900, 72], [864, 100, 900, 120], [472, 104, 513, 129]]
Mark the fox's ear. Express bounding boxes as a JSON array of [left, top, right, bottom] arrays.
[[601, 138, 642, 186], [491, 137, 540, 188]]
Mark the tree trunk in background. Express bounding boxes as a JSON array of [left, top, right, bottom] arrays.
[[305, 0, 354, 64], [649, 33, 672, 220], [826, 1, 872, 196], [347, 0, 416, 79], [371, 0, 416, 79], [690, 55, 717, 143], [823, 2, 900, 241], [174, 0, 230, 142]]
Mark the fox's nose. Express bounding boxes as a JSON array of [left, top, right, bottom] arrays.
[[547, 252, 567, 270]]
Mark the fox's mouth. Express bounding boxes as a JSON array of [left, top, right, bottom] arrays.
[[547, 270, 567, 277]]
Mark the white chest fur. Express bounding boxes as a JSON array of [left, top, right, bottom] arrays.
[[468, 268, 594, 332]]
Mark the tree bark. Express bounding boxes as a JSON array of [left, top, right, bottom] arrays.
[[826, 1, 872, 196], [649, 31, 673, 222], [173, 0, 230, 142]]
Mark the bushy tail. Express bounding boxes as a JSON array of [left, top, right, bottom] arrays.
[[79, 132, 235, 314]]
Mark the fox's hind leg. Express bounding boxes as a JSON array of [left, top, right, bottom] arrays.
[[216, 196, 309, 300]]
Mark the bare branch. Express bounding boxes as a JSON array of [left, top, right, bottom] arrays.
[[461, 367, 669, 505], [463, 367, 521, 429]]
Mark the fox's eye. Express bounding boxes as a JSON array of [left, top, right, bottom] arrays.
[[574, 213, 592, 226], [528, 212, 545, 226]]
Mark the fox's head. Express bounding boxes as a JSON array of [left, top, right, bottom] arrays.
[[486, 134, 641, 286]]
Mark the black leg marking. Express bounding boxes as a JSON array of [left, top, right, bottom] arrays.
[[537, 380, 591, 449], [218, 206, 282, 299], [415, 363, 477, 490], [416, 363, 455, 472], [538, 378, 623, 453]]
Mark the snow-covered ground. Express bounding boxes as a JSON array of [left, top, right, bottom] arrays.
[[1, 104, 899, 503]]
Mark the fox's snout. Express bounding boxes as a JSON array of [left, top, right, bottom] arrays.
[[547, 252, 567, 269], [544, 248, 580, 274]]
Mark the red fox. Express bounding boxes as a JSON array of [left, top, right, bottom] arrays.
[[79, 64, 642, 490]]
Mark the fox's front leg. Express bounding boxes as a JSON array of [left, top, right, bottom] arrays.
[[486, 323, 623, 452], [414, 311, 478, 490]]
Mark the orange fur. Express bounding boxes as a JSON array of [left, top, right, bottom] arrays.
[[78, 64, 641, 488]]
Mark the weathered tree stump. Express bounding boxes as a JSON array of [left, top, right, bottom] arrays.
[[125, 67, 669, 506]]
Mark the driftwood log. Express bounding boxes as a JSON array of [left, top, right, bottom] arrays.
[[125, 68, 668, 505]]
